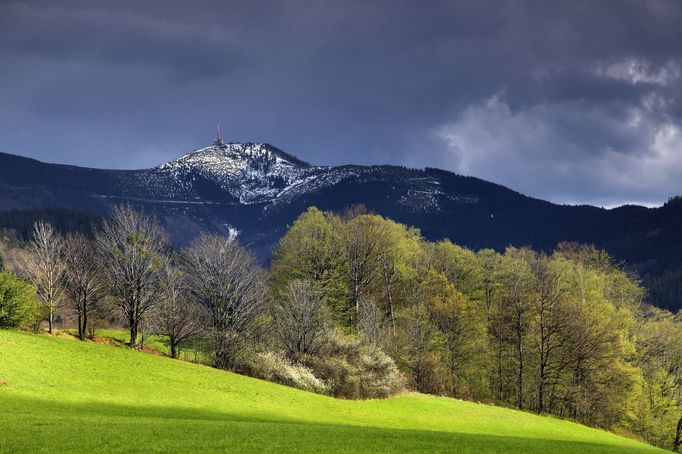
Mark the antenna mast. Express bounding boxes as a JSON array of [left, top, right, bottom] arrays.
[[215, 124, 225, 146]]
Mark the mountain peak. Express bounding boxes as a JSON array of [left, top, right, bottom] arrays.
[[154, 142, 318, 205], [161, 142, 310, 172]]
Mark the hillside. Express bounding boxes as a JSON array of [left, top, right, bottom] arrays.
[[0, 330, 663, 453], [1, 144, 682, 310]]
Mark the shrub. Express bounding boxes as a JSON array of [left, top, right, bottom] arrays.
[[0, 270, 39, 328], [247, 351, 327, 394], [304, 330, 405, 399]]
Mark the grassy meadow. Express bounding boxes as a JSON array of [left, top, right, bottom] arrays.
[[80, 329, 210, 363], [0, 329, 664, 453]]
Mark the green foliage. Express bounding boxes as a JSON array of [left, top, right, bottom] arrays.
[[272, 207, 350, 323], [428, 273, 486, 397], [272, 206, 673, 448], [272, 207, 331, 283], [428, 240, 484, 301], [0, 270, 39, 328], [4, 204, 676, 451], [633, 310, 682, 450]]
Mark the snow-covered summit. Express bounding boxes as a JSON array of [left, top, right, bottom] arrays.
[[153, 142, 326, 204], [160, 142, 307, 176], [124, 142, 448, 211]]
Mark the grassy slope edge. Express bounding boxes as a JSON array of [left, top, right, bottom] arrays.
[[0, 330, 664, 453]]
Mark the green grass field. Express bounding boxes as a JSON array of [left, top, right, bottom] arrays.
[[0, 329, 664, 453], [91, 329, 211, 363]]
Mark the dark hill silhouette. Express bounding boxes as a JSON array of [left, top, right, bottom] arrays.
[[1, 144, 680, 310]]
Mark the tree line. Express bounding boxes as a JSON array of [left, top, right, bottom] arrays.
[[269, 205, 682, 451], [0, 204, 681, 450]]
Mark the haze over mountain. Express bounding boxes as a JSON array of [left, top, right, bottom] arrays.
[[1, 139, 681, 310]]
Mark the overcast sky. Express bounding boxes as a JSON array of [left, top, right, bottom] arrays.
[[1, 0, 681, 207]]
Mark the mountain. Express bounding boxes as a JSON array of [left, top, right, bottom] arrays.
[[1, 141, 681, 310]]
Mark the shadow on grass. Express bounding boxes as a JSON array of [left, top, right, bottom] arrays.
[[0, 394, 659, 453]]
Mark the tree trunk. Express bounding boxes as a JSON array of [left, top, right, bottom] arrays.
[[537, 303, 545, 413], [170, 340, 178, 359], [384, 268, 396, 335], [77, 311, 84, 340], [515, 297, 525, 410], [538, 361, 545, 413], [48, 310, 53, 334], [517, 348, 524, 409], [82, 306, 88, 341], [214, 330, 230, 369], [390, 302, 396, 334], [353, 282, 361, 325], [129, 320, 138, 349], [215, 347, 230, 370], [516, 315, 524, 409], [497, 328, 504, 401], [673, 414, 682, 452], [538, 325, 548, 413]]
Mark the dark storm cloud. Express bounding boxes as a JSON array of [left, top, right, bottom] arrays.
[[1, 0, 681, 206]]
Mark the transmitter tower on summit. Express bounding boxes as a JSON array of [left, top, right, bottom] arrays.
[[215, 124, 226, 147]]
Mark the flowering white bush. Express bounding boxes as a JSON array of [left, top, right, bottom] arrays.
[[303, 330, 405, 399], [251, 351, 328, 393]]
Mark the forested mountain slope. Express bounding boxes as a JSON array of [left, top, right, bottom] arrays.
[[0, 143, 680, 309]]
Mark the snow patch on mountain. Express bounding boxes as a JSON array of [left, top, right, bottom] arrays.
[[224, 224, 240, 239], [155, 143, 332, 204], [116, 142, 455, 214]]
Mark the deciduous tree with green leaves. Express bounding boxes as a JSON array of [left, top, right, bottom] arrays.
[[0, 270, 38, 328]]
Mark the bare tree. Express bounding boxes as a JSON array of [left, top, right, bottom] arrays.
[[150, 261, 206, 358], [400, 296, 437, 393], [22, 221, 64, 333], [274, 280, 331, 358], [183, 233, 267, 370], [378, 251, 400, 333], [62, 232, 106, 340], [530, 255, 568, 413], [358, 295, 385, 346], [338, 215, 389, 325], [95, 205, 168, 348], [496, 249, 533, 409]]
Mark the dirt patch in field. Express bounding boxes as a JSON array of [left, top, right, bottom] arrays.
[[92, 336, 126, 346]]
